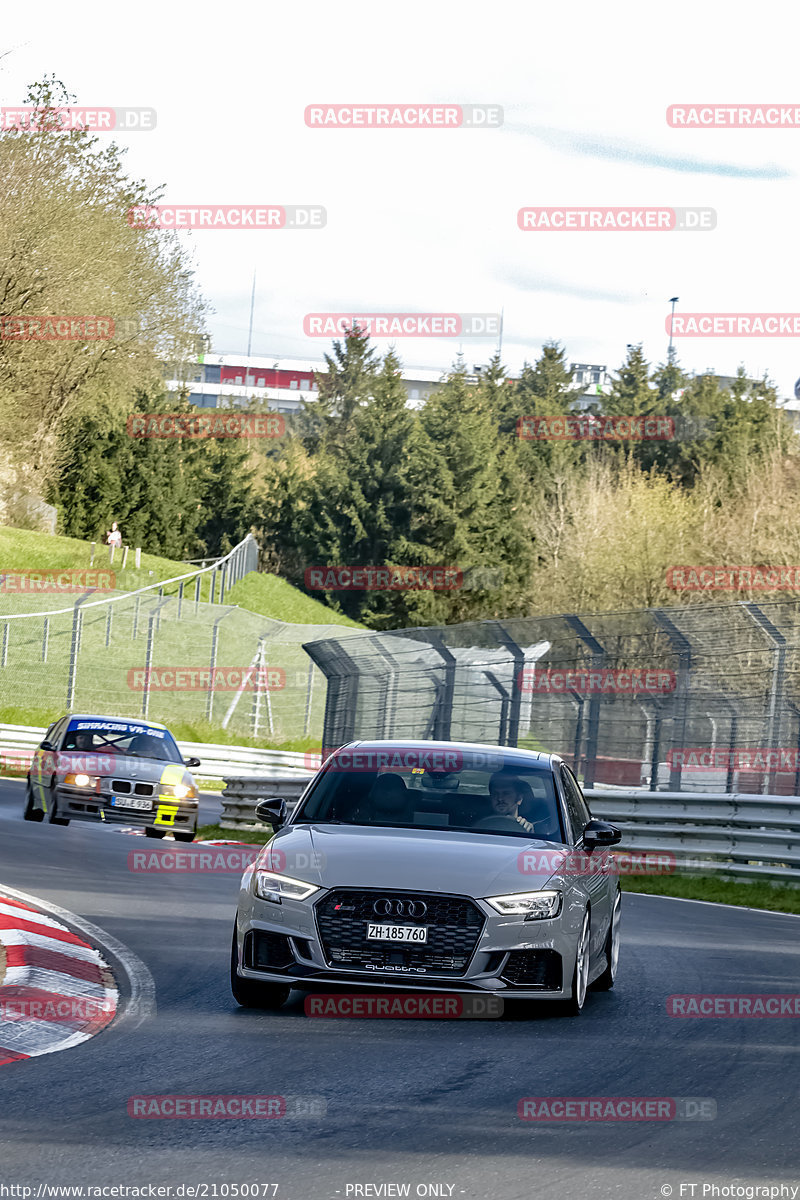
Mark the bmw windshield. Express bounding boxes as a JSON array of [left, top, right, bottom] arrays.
[[61, 719, 183, 764]]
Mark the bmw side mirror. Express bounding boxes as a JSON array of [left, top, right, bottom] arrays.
[[583, 819, 621, 851], [254, 797, 288, 829], [184, 757, 201, 768]]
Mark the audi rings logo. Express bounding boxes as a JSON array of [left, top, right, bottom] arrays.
[[373, 898, 428, 919]]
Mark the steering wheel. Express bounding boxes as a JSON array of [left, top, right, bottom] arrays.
[[471, 815, 525, 832]]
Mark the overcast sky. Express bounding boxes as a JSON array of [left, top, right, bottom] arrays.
[[3, 0, 799, 395]]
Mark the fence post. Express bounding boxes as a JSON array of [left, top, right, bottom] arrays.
[[122, 546, 129, 570], [205, 609, 235, 723], [727, 712, 738, 793], [210, 568, 217, 605], [651, 610, 692, 793], [195, 573, 202, 613], [177, 581, 184, 620], [132, 595, 141, 640], [648, 704, 663, 792], [569, 689, 584, 777], [219, 562, 227, 605], [42, 616, 49, 664], [1, 623, 8, 668], [429, 635, 457, 742], [741, 603, 787, 795], [489, 622, 526, 746], [563, 615, 607, 790], [66, 592, 94, 709], [141, 600, 169, 719], [303, 660, 315, 738], [90, 542, 96, 567], [135, 547, 141, 569], [105, 605, 113, 647], [483, 670, 510, 745]]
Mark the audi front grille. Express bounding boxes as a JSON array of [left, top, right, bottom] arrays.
[[315, 889, 485, 977]]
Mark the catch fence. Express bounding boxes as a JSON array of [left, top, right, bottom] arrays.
[[0, 536, 357, 741], [303, 601, 800, 794]]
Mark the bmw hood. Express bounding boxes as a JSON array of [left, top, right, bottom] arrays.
[[56, 751, 194, 789], [260, 824, 569, 896]]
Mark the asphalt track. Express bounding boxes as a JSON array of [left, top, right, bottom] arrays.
[[1, 776, 799, 1200]]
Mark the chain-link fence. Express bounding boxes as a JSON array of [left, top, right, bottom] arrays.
[[304, 601, 800, 794], [0, 536, 358, 741]]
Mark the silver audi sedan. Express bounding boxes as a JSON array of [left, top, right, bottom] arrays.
[[231, 740, 622, 1016]]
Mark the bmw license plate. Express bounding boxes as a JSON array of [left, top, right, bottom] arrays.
[[110, 797, 152, 811], [366, 923, 428, 943]]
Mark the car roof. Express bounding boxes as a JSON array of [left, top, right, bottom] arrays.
[[64, 714, 169, 732], [338, 739, 558, 768]]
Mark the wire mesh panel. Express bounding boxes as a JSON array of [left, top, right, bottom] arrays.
[[0, 535, 357, 743], [304, 600, 800, 794], [0, 591, 355, 741]]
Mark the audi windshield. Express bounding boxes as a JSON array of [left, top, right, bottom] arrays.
[[297, 751, 565, 841]]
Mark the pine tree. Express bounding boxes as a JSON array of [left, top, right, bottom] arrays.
[[53, 390, 203, 559], [298, 324, 380, 455], [192, 434, 257, 557], [402, 360, 510, 623]]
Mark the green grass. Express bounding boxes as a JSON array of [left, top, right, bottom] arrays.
[[0, 525, 363, 626], [622, 873, 800, 915], [196, 823, 273, 845], [0, 525, 364, 740], [226, 573, 362, 628]]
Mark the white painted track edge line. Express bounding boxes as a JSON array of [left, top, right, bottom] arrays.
[[624, 891, 800, 918]]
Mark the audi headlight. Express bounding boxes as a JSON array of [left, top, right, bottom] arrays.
[[160, 783, 197, 800], [484, 890, 562, 920], [254, 871, 320, 904]]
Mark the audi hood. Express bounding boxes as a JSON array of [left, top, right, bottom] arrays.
[[257, 824, 570, 896]]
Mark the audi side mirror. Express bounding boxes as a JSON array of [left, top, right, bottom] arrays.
[[583, 819, 621, 851], [254, 798, 288, 829]]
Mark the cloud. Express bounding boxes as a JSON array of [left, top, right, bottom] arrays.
[[503, 270, 637, 304], [506, 123, 791, 180]]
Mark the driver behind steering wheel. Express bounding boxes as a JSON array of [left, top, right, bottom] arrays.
[[481, 773, 534, 833]]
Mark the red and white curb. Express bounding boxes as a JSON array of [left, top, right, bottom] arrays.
[[0, 895, 119, 1065]]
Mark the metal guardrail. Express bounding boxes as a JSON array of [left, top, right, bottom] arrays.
[[217, 776, 800, 880], [220, 775, 313, 829], [0, 723, 317, 782], [585, 788, 800, 883], [4, 719, 797, 881]]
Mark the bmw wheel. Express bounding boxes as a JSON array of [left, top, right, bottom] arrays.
[[47, 779, 70, 826], [23, 778, 44, 822]]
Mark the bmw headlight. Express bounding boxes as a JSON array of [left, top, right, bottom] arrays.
[[484, 890, 562, 920], [254, 871, 320, 904], [160, 783, 197, 800], [64, 773, 100, 791]]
